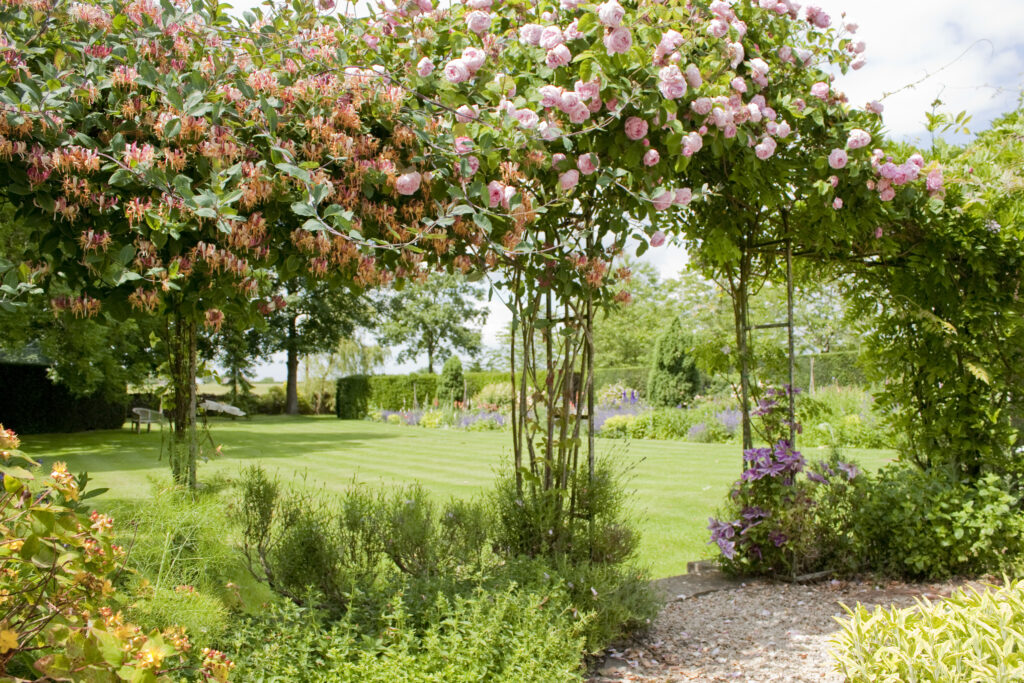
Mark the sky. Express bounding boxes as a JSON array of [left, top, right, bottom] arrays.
[[243, 0, 1024, 380]]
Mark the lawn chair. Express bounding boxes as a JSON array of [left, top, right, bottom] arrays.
[[130, 407, 166, 433]]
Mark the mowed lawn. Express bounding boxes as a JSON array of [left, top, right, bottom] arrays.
[[23, 416, 895, 578]]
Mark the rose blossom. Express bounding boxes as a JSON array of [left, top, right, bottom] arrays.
[[866, 100, 884, 115], [519, 23, 543, 45], [682, 131, 703, 156], [416, 57, 434, 76], [604, 26, 632, 55], [559, 169, 580, 190], [624, 116, 648, 140], [597, 0, 624, 26], [552, 153, 567, 167], [539, 85, 563, 108], [577, 153, 598, 175], [851, 56, 866, 70], [652, 189, 673, 211], [487, 180, 504, 207], [674, 187, 693, 206], [565, 19, 583, 41], [575, 79, 601, 101], [650, 230, 666, 247], [395, 171, 421, 195], [514, 109, 539, 129], [538, 121, 561, 140], [755, 137, 777, 160], [828, 148, 848, 169], [462, 155, 480, 177], [832, 197, 843, 209], [444, 59, 471, 83], [643, 148, 660, 166], [731, 77, 747, 93], [658, 65, 687, 99], [454, 136, 473, 154], [540, 26, 564, 49], [462, 47, 486, 73], [684, 64, 702, 88], [810, 81, 829, 99], [558, 91, 581, 113], [567, 104, 590, 124], [465, 10, 491, 34], [707, 19, 728, 38], [846, 129, 871, 150], [926, 168, 944, 192], [466, 0, 490, 7], [546, 45, 572, 68], [455, 105, 478, 122]]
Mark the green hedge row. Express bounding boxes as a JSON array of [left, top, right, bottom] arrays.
[[0, 363, 127, 434], [336, 367, 650, 417], [762, 351, 868, 390]]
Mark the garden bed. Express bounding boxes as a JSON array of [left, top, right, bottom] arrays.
[[590, 576, 987, 682]]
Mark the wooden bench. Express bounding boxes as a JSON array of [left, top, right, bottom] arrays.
[[130, 407, 165, 433]]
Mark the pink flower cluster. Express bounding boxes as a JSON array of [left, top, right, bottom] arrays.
[[487, 179, 516, 208], [396, 170, 422, 195], [444, 47, 487, 84], [537, 80, 602, 124], [652, 187, 693, 211], [657, 65, 687, 99]]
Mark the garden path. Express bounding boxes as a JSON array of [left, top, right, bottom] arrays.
[[591, 570, 985, 682]]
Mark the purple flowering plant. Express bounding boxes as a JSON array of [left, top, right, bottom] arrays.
[[708, 384, 867, 577]]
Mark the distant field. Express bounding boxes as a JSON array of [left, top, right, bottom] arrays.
[[23, 416, 895, 579]]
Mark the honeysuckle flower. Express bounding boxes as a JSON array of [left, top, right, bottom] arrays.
[[828, 148, 848, 169], [643, 148, 660, 166], [597, 0, 624, 27], [416, 57, 434, 76], [396, 170, 422, 195], [603, 26, 632, 54], [624, 116, 648, 140], [546, 44, 572, 68], [444, 59, 471, 83]]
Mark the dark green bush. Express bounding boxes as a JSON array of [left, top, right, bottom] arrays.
[[439, 356, 465, 404], [647, 318, 701, 408], [0, 363, 127, 433], [336, 375, 371, 419], [857, 465, 1024, 579]]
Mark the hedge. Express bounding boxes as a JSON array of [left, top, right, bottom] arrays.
[[0, 363, 127, 434]]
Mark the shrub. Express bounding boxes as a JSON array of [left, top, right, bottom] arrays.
[[336, 375, 371, 419], [419, 408, 454, 429], [439, 356, 465, 404], [223, 587, 587, 682], [626, 408, 693, 440], [599, 414, 636, 438], [0, 364, 127, 434], [832, 580, 1024, 682], [647, 317, 701, 408], [472, 381, 514, 410], [255, 385, 286, 414], [857, 465, 1024, 579]]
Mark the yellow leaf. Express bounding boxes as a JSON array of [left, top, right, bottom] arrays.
[[0, 628, 18, 653]]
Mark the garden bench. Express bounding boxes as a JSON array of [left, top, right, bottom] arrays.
[[200, 400, 247, 418], [130, 407, 165, 433]]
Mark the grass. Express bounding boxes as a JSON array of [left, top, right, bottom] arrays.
[[22, 416, 895, 579]]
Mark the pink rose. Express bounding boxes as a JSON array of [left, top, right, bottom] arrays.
[[558, 91, 581, 113], [846, 129, 871, 150], [684, 64, 702, 88], [519, 23, 543, 45], [565, 20, 583, 41], [707, 19, 728, 38], [574, 79, 601, 101], [597, 0, 624, 27], [658, 65, 687, 99], [926, 168, 943, 192], [539, 85, 563, 108], [674, 187, 692, 206], [462, 47, 486, 73], [652, 189, 673, 211], [908, 153, 925, 168], [416, 57, 434, 76], [363, 34, 379, 49], [643, 148, 660, 166], [603, 26, 632, 55], [832, 197, 843, 209], [776, 121, 791, 138], [691, 97, 713, 115], [396, 171, 422, 195], [778, 45, 793, 62], [650, 230, 666, 247], [682, 131, 703, 157], [866, 100, 884, 115], [805, 5, 830, 29], [577, 153, 598, 175], [487, 180, 504, 207], [755, 137, 777, 160], [454, 136, 473, 154], [846, 22, 859, 33], [851, 40, 866, 54], [538, 121, 561, 140], [540, 26, 564, 49], [515, 108, 539, 129], [828, 148, 848, 169], [465, 10, 491, 34], [546, 45, 572, 69], [462, 155, 480, 177], [444, 59, 471, 83], [455, 105, 478, 122], [810, 81, 830, 99], [567, 103, 590, 124], [851, 56, 866, 70], [624, 116, 648, 141], [727, 41, 744, 68], [730, 77, 747, 93], [466, 0, 490, 7], [559, 169, 580, 191], [879, 186, 895, 201], [828, 175, 838, 188]]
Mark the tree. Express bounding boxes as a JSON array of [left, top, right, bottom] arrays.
[[439, 355, 465, 404], [647, 317, 702, 408], [379, 274, 487, 374], [593, 260, 671, 368]]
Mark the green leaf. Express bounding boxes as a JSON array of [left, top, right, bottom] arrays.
[[276, 163, 311, 184], [163, 117, 181, 139]]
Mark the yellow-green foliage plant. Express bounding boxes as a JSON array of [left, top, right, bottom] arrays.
[[831, 580, 1024, 682]]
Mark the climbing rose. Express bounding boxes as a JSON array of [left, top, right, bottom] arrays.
[[755, 137, 777, 160], [395, 171, 422, 195], [828, 149, 848, 169], [866, 100, 884, 115], [540, 26, 564, 49], [624, 116, 648, 140], [691, 97, 713, 115], [674, 187, 693, 206], [851, 56, 867, 70], [682, 131, 703, 156], [650, 230, 666, 247], [462, 155, 480, 176], [519, 23, 543, 45], [577, 153, 598, 175], [832, 197, 843, 209], [604, 26, 632, 54], [454, 136, 473, 154], [707, 19, 728, 38], [643, 148, 660, 166], [657, 65, 687, 99], [810, 81, 830, 99], [515, 108, 539, 129], [417, 57, 434, 76], [455, 105, 478, 122], [444, 59, 471, 83], [546, 45, 572, 68], [487, 180, 504, 207], [597, 0, 624, 26], [559, 169, 580, 191], [462, 47, 486, 73], [652, 189, 673, 211], [575, 79, 601, 101], [926, 168, 944, 192], [465, 10, 491, 33]]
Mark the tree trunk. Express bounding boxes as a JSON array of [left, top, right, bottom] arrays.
[[168, 313, 199, 488], [285, 315, 299, 415], [426, 339, 435, 374]]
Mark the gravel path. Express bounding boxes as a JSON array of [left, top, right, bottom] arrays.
[[591, 577, 982, 682]]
